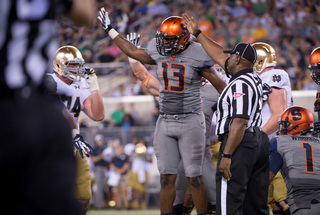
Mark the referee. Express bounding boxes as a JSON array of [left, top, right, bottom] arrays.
[[182, 14, 270, 215]]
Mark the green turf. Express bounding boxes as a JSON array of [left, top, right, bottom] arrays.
[[87, 209, 198, 215]]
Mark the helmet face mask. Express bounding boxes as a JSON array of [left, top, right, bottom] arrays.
[[53, 46, 85, 82], [156, 16, 190, 56], [309, 47, 320, 85], [278, 106, 314, 136], [308, 63, 320, 85], [252, 42, 277, 73]]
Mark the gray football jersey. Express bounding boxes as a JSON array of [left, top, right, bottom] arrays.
[[276, 135, 320, 212], [146, 39, 214, 114], [201, 82, 219, 144]]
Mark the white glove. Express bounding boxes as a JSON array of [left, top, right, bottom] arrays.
[[98, 7, 111, 32], [73, 129, 93, 158], [98, 7, 119, 39], [84, 67, 99, 92], [126, 32, 141, 63]]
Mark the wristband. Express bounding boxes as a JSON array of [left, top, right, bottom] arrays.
[[89, 74, 100, 91], [108, 28, 119, 39], [221, 153, 232, 159], [128, 57, 137, 63], [72, 129, 79, 138], [194, 29, 202, 38]]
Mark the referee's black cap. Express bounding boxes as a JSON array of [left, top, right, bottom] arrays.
[[224, 42, 257, 63]]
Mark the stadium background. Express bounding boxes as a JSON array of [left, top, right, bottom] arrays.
[[57, 0, 320, 213]]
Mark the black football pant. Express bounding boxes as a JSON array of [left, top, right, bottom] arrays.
[[216, 128, 270, 215]]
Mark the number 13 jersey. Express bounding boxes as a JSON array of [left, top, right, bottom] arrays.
[[146, 39, 214, 114]]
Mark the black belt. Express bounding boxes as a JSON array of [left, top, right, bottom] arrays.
[[218, 127, 257, 141]]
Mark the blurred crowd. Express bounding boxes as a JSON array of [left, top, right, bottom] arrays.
[[88, 134, 159, 210], [57, 0, 320, 90]]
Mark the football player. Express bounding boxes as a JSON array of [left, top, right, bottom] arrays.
[[126, 32, 222, 215], [98, 10, 226, 214], [309, 47, 320, 120], [45, 45, 104, 214], [269, 106, 320, 214], [252, 42, 292, 215]]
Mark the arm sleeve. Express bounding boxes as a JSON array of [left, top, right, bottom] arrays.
[[269, 137, 283, 175]]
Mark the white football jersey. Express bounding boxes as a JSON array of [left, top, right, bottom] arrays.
[[48, 73, 91, 129], [259, 69, 292, 139]]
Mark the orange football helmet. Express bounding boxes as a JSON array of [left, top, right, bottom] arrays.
[[156, 16, 190, 56], [308, 47, 320, 85], [278, 106, 314, 136]]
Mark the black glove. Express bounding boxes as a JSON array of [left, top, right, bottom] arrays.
[[73, 134, 93, 158], [262, 83, 272, 102]]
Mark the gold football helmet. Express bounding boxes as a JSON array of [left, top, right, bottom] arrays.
[[53, 45, 85, 81], [135, 142, 147, 157], [252, 42, 277, 73]]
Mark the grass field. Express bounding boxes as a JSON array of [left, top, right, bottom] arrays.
[[87, 209, 198, 215], [87, 208, 274, 215]]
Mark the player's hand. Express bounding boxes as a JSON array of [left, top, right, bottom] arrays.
[[182, 13, 199, 35], [262, 83, 272, 102], [98, 7, 112, 33], [84, 67, 96, 78], [84, 67, 99, 91], [126, 32, 141, 63], [127, 32, 141, 47], [73, 134, 93, 158]]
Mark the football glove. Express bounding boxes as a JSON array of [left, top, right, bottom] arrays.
[[98, 7, 112, 33], [262, 83, 272, 102], [126, 32, 141, 63], [84, 67, 99, 92], [73, 134, 93, 158], [98, 7, 119, 39]]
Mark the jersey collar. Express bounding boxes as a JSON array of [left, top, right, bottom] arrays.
[[229, 68, 253, 82]]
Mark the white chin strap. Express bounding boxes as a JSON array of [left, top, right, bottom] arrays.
[[266, 62, 277, 68]]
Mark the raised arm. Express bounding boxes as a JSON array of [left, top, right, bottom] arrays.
[[126, 33, 160, 96], [83, 68, 105, 121], [182, 13, 229, 70], [98, 8, 155, 65]]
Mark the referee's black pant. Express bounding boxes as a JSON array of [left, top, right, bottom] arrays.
[[216, 127, 270, 215]]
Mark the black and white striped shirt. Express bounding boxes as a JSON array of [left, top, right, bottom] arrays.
[[0, 0, 71, 97], [216, 68, 263, 136]]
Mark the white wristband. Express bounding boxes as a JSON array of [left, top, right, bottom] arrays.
[[128, 57, 137, 63], [72, 129, 79, 138], [108, 28, 119, 39], [89, 74, 100, 91]]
